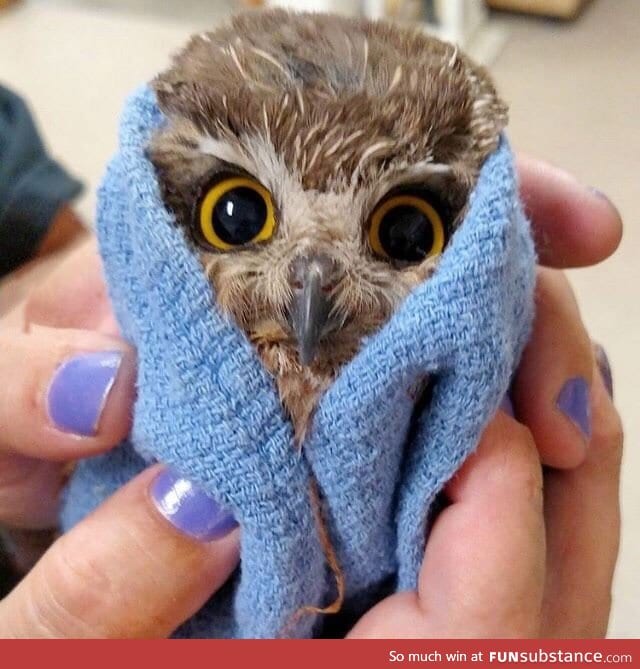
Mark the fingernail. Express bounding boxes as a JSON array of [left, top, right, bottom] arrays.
[[589, 188, 621, 218], [556, 376, 592, 440], [47, 351, 123, 436], [499, 393, 514, 417], [594, 344, 614, 399], [150, 468, 238, 542]]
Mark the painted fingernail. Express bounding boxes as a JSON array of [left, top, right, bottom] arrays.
[[594, 344, 614, 399], [150, 468, 238, 542], [47, 351, 122, 436], [499, 393, 514, 417], [556, 376, 591, 440]]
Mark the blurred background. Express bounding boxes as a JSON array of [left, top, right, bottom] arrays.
[[0, 0, 637, 637]]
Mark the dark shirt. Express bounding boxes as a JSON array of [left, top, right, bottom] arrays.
[[0, 85, 83, 277]]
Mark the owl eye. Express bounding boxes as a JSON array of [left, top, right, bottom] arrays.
[[368, 194, 446, 263], [197, 176, 275, 251]]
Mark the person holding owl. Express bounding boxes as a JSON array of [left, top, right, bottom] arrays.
[[0, 37, 623, 637], [0, 163, 622, 637]]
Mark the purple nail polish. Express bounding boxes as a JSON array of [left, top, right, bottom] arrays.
[[556, 377, 591, 440], [150, 468, 238, 542], [46, 351, 123, 436], [594, 344, 614, 399], [499, 394, 514, 417]]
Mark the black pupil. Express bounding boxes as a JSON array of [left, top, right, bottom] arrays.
[[379, 204, 435, 262], [212, 186, 267, 245]]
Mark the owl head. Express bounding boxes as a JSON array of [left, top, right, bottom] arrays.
[[148, 9, 507, 372]]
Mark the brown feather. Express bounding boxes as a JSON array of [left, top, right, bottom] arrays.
[[147, 8, 507, 441]]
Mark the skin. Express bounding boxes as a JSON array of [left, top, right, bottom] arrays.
[[0, 206, 87, 317], [0, 158, 623, 637]]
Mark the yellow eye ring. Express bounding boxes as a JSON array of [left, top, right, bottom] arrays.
[[369, 194, 445, 262], [198, 176, 276, 251]]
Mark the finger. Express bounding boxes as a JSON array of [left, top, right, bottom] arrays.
[[512, 269, 593, 469], [541, 355, 622, 637], [517, 155, 622, 268], [0, 326, 135, 528], [22, 237, 118, 335], [0, 253, 64, 318], [0, 326, 135, 461], [350, 413, 545, 638], [0, 454, 67, 528], [0, 466, 239, 638]]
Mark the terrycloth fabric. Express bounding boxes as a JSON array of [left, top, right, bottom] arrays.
[[61, 86, 536, 638]]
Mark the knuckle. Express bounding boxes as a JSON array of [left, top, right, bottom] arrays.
[[29, 534, 115, 637]]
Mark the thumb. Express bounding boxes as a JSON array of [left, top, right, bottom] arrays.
[[23, 237, 118, 335], [0, 466, 239, 638], [350, 412, 545, 638]]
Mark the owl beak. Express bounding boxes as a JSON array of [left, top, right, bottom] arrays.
[[288, 255, 334, 366]]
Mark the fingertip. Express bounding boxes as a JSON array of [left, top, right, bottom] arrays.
[[587, 188, 624, 257], [148, 467, 239, 543], [570, 186, 623, 266], [517, 155, 623, 268], [0, 327, 137, 461], [42, 340, 136, 454], [0, 466, 240, 638], [444, 412, 540, 504]]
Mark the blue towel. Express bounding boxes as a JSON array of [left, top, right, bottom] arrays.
[[61, 86, 536, 638]]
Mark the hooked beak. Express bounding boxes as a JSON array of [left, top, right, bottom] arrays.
[[288, 255, 335, 366]]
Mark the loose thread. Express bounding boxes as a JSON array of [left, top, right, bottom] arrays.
[[281, 477, 345, 636]]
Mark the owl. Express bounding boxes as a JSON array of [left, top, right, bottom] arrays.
[[148, 9, 507, 443]]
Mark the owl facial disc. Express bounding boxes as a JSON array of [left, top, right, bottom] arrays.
[[288, 254, 336, 366]]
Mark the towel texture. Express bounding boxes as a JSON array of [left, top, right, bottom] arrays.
[[61, 86, 536, 638]]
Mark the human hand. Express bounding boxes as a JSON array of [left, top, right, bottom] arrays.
[[350, 360, 621, 637], [350, 157, 623, 638], [0, 156, 622, 637], [0, 464, 239, 637], [0, 237, 133, 574], [510, 156, 621, 471], [1, 238, 240, 637]]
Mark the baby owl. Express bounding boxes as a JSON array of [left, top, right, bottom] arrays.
[[149, 9, 507, 442]]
